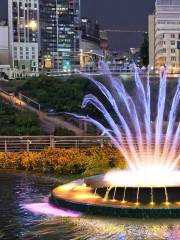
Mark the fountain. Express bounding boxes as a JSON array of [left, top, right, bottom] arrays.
[[50, 63, 180, 218]]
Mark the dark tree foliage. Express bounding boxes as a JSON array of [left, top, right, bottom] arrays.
[[0, 101, 44, 135], [140, 32, 149, 66], [17, 76, 90, 113]]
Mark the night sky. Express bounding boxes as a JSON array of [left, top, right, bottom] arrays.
[[0, 0, 155, 50]]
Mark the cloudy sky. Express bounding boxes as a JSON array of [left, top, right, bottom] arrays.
[[0, 0, 155, 50]]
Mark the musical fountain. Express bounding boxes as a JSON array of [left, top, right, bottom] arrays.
[[50, 63, 180, 218]]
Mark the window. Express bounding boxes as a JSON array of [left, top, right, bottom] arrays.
[[162, 48, 166, 53], [171, 41, 175, 45], [13, 2, 17, 8], [171, 34, 175, 38], [171, 49, 176, 53], [171, 56, 176, 61]]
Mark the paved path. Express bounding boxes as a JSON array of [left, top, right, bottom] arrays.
[[0, 90, 84, 135]]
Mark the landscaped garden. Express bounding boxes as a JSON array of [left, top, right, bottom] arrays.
[[0, 147, 126, 176]]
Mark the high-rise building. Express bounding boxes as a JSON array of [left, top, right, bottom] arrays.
[[8, 0, 39, 74], [0, 21, 9, 65], [79, 18, 103, 69], [149, 0, 180, 73], [39, 0, 81, 72], [148, 15, 155, 68], [81, 18, 100, 51], [100, 31, 108, 49]]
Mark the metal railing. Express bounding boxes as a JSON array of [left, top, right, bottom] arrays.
[[0, 136, 109, 152], [0, 135, 178, 152], [18, 93, 41, 111]]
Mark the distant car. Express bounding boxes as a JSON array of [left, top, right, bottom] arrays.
[[46, 109, 63, 116], [48, 109, 57, 114]]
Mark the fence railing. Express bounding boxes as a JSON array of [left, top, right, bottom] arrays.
[[0, 136, 110, 152], [0, 135, 172, 152]]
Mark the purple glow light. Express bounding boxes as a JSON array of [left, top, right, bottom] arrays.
[[23, 203, 81, 217]]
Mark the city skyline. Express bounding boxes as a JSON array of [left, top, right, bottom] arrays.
[[0, 0, 154, 50]]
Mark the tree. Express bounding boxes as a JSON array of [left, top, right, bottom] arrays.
[[140, 32, 149, 66]]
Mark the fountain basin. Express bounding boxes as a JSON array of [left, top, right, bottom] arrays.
[[50, 175, 180, 218]]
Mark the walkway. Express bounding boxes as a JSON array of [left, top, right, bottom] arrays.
[[0, 89, 84, 135]]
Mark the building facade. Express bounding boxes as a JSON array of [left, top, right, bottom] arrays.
[[100, 30, 109, 55], [0, 22, 9, 65], [81, 18, 100, 52], [148, 15, 155, 68], [150, 0, 180, 73], [39, 0, 81, 72], [80, 18, 104, 69], [8, 0, 39, 74]]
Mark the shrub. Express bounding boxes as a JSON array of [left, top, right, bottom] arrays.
[[0, 147, 126, 176], [83, 152, 110, 176], [0, 101, 44, 135]]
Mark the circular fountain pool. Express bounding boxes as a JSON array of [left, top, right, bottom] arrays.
[[50, 174, 180, 219]]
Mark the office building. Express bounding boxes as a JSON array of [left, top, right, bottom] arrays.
[[39, 0, 81, 72], [80, 18, 100, 52], [149, 0, 180, 73], [8, 0, 39, 75], [0, 21, 9, 65], [80, 18, 104, 68], [100, 30, 109, 55], [148, 15, 155, 68]]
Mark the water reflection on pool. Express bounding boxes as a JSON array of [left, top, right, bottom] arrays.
[[0, 170, 180, 240]]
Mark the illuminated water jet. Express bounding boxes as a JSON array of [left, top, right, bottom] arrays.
[[50, 63, 180, 218]]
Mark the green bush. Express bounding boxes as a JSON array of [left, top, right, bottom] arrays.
[[0, 101, 44, 135], [0, 147, 126, 176], [83, 152, 110, 176], [17, 76, 90, 113], [54, 127, 75, 136]]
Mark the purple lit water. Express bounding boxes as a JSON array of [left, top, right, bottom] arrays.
[[23, 203, 80, 217], [0, 170, 180, 240]]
